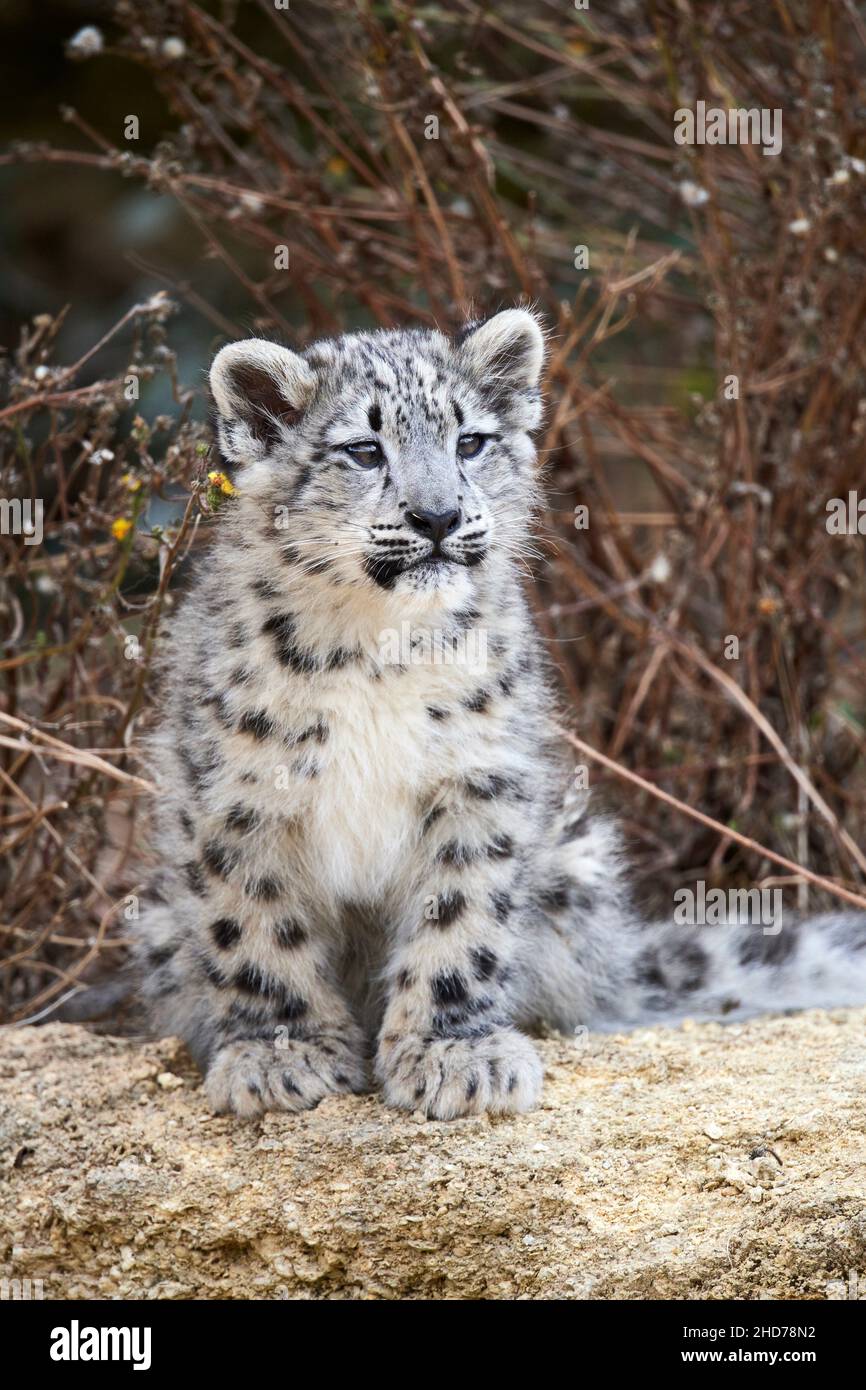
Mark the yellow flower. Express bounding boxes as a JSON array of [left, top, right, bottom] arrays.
[[112, 518, 133, 541], [325, 155, 348, 177], [208, 470, 237, 497], [121, 473, 142, 492]]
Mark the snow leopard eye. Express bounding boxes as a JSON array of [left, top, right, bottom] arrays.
[[457, 433, 487, 460], [343, 440, 384, 469]]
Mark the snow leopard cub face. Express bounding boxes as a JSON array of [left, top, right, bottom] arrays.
[[209, 309, 544, 603]]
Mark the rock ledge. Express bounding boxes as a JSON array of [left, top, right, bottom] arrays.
[[1, 1015, 864, 1299]]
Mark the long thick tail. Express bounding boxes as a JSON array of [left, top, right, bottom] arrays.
[[520, 792, 866, 1032], [600, 910, 866, 1029]]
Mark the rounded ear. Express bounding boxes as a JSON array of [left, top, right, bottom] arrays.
[[457, 308, 545, 393], [209, 339, 317, 463]]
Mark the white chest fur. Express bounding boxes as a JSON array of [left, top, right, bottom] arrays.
[[290, 636, 490, 901], [306, 657, 474, 900]]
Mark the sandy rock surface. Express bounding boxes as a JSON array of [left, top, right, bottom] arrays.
[[1, 1015, 864, 1300]]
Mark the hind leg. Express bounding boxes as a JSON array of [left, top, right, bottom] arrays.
[[513, 796, 634, 1031]]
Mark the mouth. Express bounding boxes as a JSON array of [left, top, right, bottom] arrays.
[[407, 551, 453, 570], [364, 549, 459, 590]]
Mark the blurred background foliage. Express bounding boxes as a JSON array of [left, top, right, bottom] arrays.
[[1, 0, 865, 1023]]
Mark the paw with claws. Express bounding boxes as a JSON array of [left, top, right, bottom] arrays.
[[206, 1035, 367, 1118], [377, 1027, 543, 1120]]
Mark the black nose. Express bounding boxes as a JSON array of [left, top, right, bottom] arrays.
[[405, 508, 461, 545]]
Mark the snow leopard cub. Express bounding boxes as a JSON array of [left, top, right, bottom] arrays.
[[138, 309, 866, 1119]]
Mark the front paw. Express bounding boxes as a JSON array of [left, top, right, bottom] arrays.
[[377, 1028, 543, 1120], [205, 1036, 367, 1118]]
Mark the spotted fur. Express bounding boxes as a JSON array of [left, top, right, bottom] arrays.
[[137, 309, 866, 1120]]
